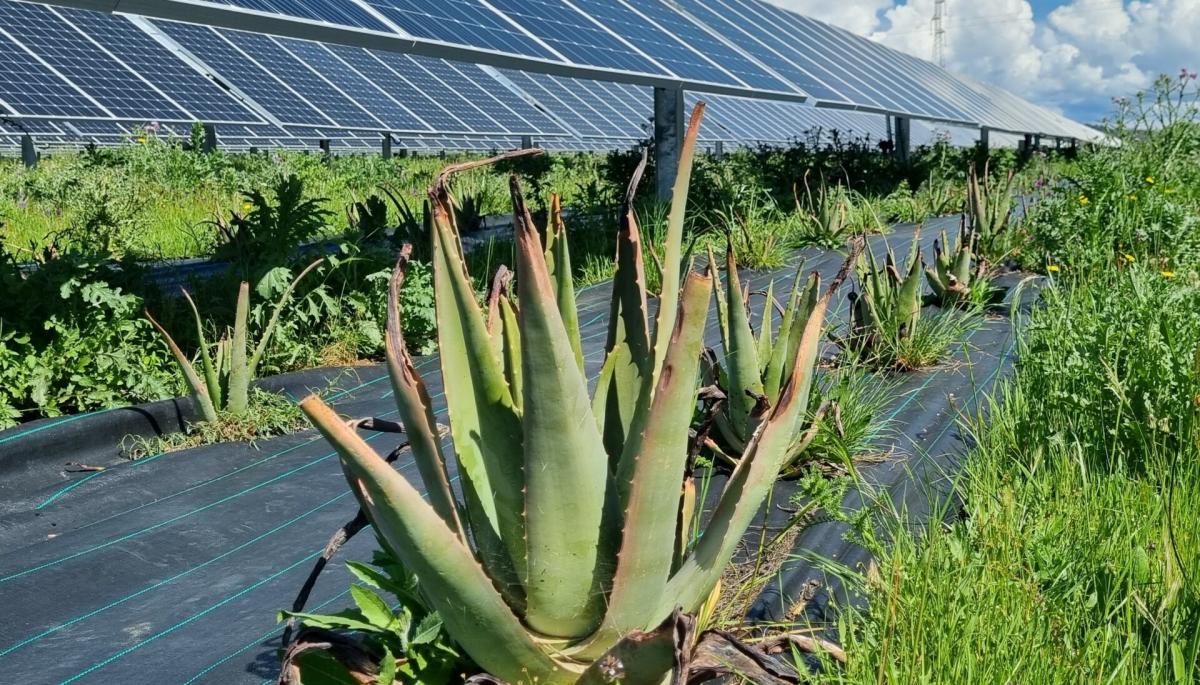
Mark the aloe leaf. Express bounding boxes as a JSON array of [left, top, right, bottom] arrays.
[[762, 269, 806, 402], [249, 258, 323, 378], [594, 151, 652, 466], [706, 246, 730, 352], [384, 246, 463, 538], [547, 194, 584, 376], [227, 281, 251, 416], [498, 295, 523, 414], [722, 247, 765, 432], [598, 271, 711, 643], [429, 189, 527, 586], [510, 176, 609, 638], [756, 281, 774, 369], [180, 289, 222, 414], [650, 101, 705, 383], [896, 230, 924, 330], [299, 397, 563, 684], [663, 246, 859, 614], [145, 309, 218, 423]]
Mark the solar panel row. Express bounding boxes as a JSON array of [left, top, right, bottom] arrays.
[[0, 0, 1099, 155]]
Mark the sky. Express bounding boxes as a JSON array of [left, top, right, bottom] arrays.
[[766, 0, 1200, 123]]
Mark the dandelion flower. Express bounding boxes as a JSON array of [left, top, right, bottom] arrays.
[[1048, 264, 1060, 273], [1123, 254, 1136, 263], [242, 202, 253, 212], [1162, 271, 1176, 278], [1146, 175, 1156, 184], [1078, 195, 1090, 206]]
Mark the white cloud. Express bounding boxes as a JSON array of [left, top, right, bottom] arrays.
[[766, 0, 1200, 121]]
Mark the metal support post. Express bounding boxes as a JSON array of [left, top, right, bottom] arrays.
[[21, 133, 36, 169], [653, 86, 685, 202]]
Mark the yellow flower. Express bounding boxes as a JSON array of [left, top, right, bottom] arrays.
[[1145, 175, 1156, 184], [1047, 264, 1060, 273], [242, 202, 253, 212], [1127, 193, 1138, 201], [137, 136, 147, 144], [1123, 254, 1136, 263], [1162, 270, 1176, 278], [1078, 195, 1090, 206]]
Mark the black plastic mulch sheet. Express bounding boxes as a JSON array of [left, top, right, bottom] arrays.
[[0, 220, 997, 683]]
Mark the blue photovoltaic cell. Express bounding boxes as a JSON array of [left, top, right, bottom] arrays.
[[529, 73, 632, 138], [327, 45, 472, 134], [0, 28, 103, 118], [56, 9, 262, 124], [362, 0, 558, 60], [764, 6, 964, 121], [155, 21, 332, 126], [410, 56, 528, 132], [497, 69, 605, 137], [670, 0, 861, 106], [566, 0, 735, 86], [1, 2, 188, 120], [371, 51, 499, 132], [275, 38, 429, 131], [553, 77, 645, 138], [635, 0, 795, 93], [217, 30, 384, 129], [208, 0, 391, 31], [456, 64, 566, 135], [486, 0, 662, 74]]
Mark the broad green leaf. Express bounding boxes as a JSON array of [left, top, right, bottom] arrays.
[[412, 613, 443, 646], [351, 584, 394, 627], [378, 646, 397, 685]]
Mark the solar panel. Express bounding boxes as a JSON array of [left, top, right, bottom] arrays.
[[371, 51, 501, 132], [0, 26, 104, 118], [464, 65, 567, 135], [217, 29, 383, 129], [667, 0, 858, 106], [208, 0, 392, 32], [410, 56, 533, 133], [627, 0, 797, 93], [54, 9, 263, 124], [564, 0, 743, 86], [485, 0, 663, 74], [274, 37, 429, 132], [496, 69, 607, 138], [155, 20, 332, 126], [360, 0, 559, 60], [0, 2, 188, 120], [328, 46, 472, 134]]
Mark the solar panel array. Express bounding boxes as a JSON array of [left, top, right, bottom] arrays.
[[0, 0, 1100, 155]]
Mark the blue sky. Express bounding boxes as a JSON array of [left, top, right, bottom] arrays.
[[772, 0, 1200, 123]]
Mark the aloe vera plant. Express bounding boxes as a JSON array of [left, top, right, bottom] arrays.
[[703, 243, 859, 477], [966, 160, 1016, 259], [925, 222, 986, 306], [296, 105, 851, 684], [839, 230, 924, 357], [793, 170, 854, 247], [145, 259, 321, 422]]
